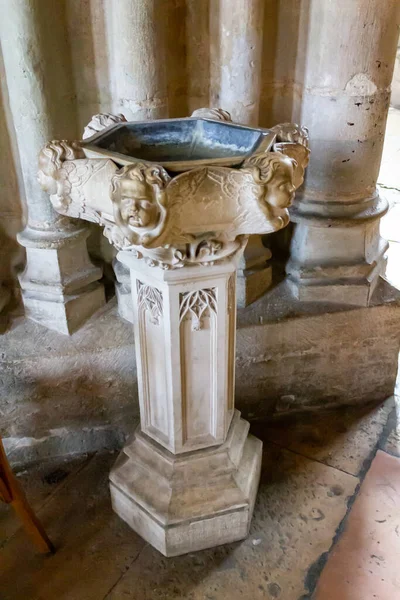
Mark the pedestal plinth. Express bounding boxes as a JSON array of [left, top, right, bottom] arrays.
[[17, 226, 105, 335], [109, 253, 262, 556]]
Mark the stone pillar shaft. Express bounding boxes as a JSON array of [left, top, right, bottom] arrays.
[[0, 0, 58, 228], [108, 0, 169, 120], [212, 0, 264, 125], [287, 0, 400, 305], [0, 0, 105, 333]]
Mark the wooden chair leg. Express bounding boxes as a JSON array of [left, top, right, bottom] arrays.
[[0, 438, 54, 554], [9, 478, 55, 554]]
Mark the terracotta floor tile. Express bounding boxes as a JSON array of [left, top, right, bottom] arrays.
[[314, 450, 400, 600]]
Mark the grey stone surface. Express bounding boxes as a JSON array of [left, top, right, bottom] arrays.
[[251, 397, 396, 476], [0, 453, 146, 600], [1, 300, 137, 463], [1, 279, 399, 465], [235, 278, 400, 420], [0, 454, 89, 543], [2, 396, 397, 599]]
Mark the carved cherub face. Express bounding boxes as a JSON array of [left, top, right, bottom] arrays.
[[118, 178, 160, 230], [111, 164, 170, 247], [273, 142, 310, 190], [265, 157, 296, 209], [244, 152, 297, 217]]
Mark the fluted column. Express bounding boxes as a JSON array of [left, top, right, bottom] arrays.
[[286, 0, 400, 305], [211, 0, 264, 126], [0, 0, 105, 334], [108, 0, 168, 120]]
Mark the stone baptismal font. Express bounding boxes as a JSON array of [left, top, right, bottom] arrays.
[[38, 109, 309, 556]]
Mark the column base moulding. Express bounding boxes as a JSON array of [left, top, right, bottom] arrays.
[[287, 196, 389, 307], [236, 234, 273, 308], [286, 251, 388, 306], [17, 226, 105, 335], [236, 263, 272, 308], [110, 410, 262, 557]]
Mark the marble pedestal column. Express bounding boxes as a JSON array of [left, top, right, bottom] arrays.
[[110, 253, 262, 556]]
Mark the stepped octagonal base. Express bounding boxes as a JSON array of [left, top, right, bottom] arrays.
[[110, 410, 262, 557]]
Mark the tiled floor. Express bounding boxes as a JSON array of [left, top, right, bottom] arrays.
[[315, 450, 400, 600], [1, 397, 400, 600]]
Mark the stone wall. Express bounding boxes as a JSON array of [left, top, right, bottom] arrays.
[[3, 281, 400, 465]]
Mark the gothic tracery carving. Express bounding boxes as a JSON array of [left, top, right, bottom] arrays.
[[179, 288, 217, 331], [137, 280, 163, 325]]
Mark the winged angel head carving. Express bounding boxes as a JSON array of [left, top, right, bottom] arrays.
[[38, 140, 84, 207], [243, 152, 297, 220], [110, 163, 171, 247]]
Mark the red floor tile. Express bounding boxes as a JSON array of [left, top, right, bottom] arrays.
[[315, 450, 400, 600]]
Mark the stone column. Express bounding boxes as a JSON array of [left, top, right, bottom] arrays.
[[286, 0, 400, 306], [108, 0, 169, 120], [212, 0, 265, 126], [211, 0, 270, 306], [106, 0, 169, 319], [0, 0, 105, 334]]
